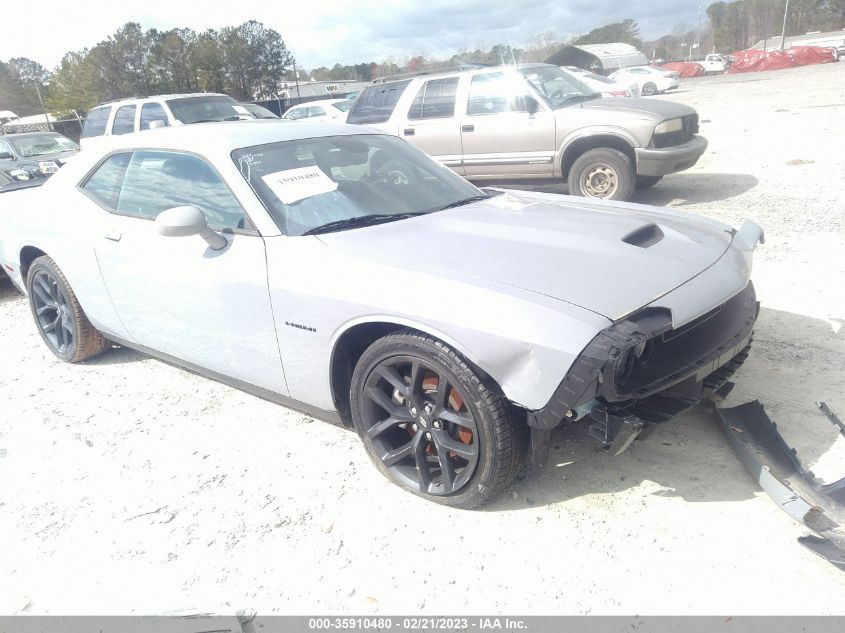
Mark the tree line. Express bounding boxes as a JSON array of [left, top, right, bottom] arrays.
[[1, 20, 293, 119], [2, 4, 843, 120]]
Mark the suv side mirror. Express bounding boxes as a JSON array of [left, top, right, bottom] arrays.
[[0, 152, 14, 160], [525, 96, 540, 115], [156, 205, 227, 250], [148, 120, 167, 130]]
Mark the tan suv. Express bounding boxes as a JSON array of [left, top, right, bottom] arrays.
[[347, 64, 707, 201]]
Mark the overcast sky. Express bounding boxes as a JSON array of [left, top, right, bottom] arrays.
[[3, 1, 704, 70]]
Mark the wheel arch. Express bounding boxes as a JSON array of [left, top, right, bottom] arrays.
[[328, 317, 502, 428], [560, 133, 638, 180], [19, 245, 48, 282]]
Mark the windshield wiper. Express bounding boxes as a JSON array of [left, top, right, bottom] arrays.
[[188, 116, 242, 124], [437, 194, 493, 211], [302, 212, 428, 236], [560, 93, 602, 106]]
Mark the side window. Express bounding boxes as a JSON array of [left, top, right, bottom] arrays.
[[81, 153, 132, 209], [0, 139, 15, 157], [407, 77, 459, 120], [112, 105, 137, 135], [115, 150, 248, 231], [81, 106, 111, 138], [467, 73, 528, 115], [140, 103, 169, 130], [307, 106, 326, 117], [284, 107, 305, 120]]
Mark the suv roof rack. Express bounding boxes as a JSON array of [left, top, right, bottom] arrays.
[[371, 63, 494, 84]]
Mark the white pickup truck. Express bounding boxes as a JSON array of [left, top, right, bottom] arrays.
[[700, 54, 728, 74]]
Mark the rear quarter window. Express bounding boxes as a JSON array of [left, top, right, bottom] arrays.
[[346, 80, 412, 125], [81, 107, 112, 138]]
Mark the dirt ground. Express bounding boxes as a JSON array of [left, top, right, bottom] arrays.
[[1, 62, 844, 616]]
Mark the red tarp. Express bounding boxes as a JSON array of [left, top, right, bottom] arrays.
[[788, 45, 838, 66], [729, 49, 793, 73], [728, 46, 839, 73], [659, 62, 705, 78]]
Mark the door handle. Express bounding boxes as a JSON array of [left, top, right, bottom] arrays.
[[403, 128, 415, 136], [104, 230, 122, 242], [462, 124, 474, 132]]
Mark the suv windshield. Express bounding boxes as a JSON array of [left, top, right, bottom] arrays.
[[166, 95, 245, 124], [521, 66, 601, 108], [9, 134, 78, 157], [232, 134, 483, 236]]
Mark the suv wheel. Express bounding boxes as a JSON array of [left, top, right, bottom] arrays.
[[568, 148, 636, 201], [350, 330, 525, 508], [27, 256, 109, 363]]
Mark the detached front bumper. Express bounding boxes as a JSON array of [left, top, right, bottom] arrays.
[[636, 135, 708, 177], [717, 400, 845, 572]]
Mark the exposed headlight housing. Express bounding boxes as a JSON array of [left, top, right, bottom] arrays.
[[655, 118, 683, 134], [9, 168, 31, 181], [38, 161, 60, 175]]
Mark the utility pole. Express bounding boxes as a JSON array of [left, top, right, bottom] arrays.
[[780, 0, 791, 50], [33, 80, 52, 131], [697, 6, 702, 57]]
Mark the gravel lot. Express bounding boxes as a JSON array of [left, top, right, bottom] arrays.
[[2, 62, 844, 615]]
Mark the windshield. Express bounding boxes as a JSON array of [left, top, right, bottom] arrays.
[[232, 134, 482, 236], [166, 95, 246, 124], [243, 103, 278, 119], [520, 66, 601, 108], [9, 134, 78, 157]]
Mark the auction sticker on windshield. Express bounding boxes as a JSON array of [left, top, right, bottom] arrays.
[[261, 166, 338, 204]]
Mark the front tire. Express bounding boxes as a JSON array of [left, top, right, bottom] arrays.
[[567, 148, 636, 201], [350, 330, 525, 508], [27, 256, 109, 363]]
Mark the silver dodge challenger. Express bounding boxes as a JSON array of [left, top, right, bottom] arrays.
[[0, 121, 764, 507]]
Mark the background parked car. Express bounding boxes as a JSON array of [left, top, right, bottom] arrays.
[[347, 63, 706, 201], [561, 66, 640, 97], [0, 132, 79, 181], [80, 93, 254, 147], [609, 66, 680, 96], [281, 99, 351, 122], [240, 103, 279, 119]]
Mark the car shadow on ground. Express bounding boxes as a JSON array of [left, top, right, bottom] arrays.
[[492, 172, 758, 207], [484, 305, 844, 512], [0, 276, 22, 305]]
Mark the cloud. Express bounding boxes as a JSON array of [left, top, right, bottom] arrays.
[[2, 0, 702, 71]]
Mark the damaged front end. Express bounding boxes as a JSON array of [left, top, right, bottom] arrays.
[[527, 281, 759, 462], [717, 400, 845, 571]]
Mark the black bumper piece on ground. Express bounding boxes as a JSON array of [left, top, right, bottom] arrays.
[[717, 399, 845, 572]]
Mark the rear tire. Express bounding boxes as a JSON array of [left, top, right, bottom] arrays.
[[27, 256, 109, 363], [567, 148, 636, 201], [636, 175, 663, 190], [350, 330, 525, 508], [642, 82, 657, 96]]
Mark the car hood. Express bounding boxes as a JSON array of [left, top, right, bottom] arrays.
[[577, 97, 696, 121], [316, 190, 734, 321]]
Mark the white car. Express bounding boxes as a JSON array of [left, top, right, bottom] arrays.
[[0, 121, 762, 508], [80, 94, 254, 148], [609, 66, 680, 96], [281, 99, 351, 123], [562, 66, 640, 98]]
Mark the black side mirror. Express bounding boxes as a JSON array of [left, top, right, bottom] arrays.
[[525, 97, 540, 115], [0, 152, 14, 160]]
